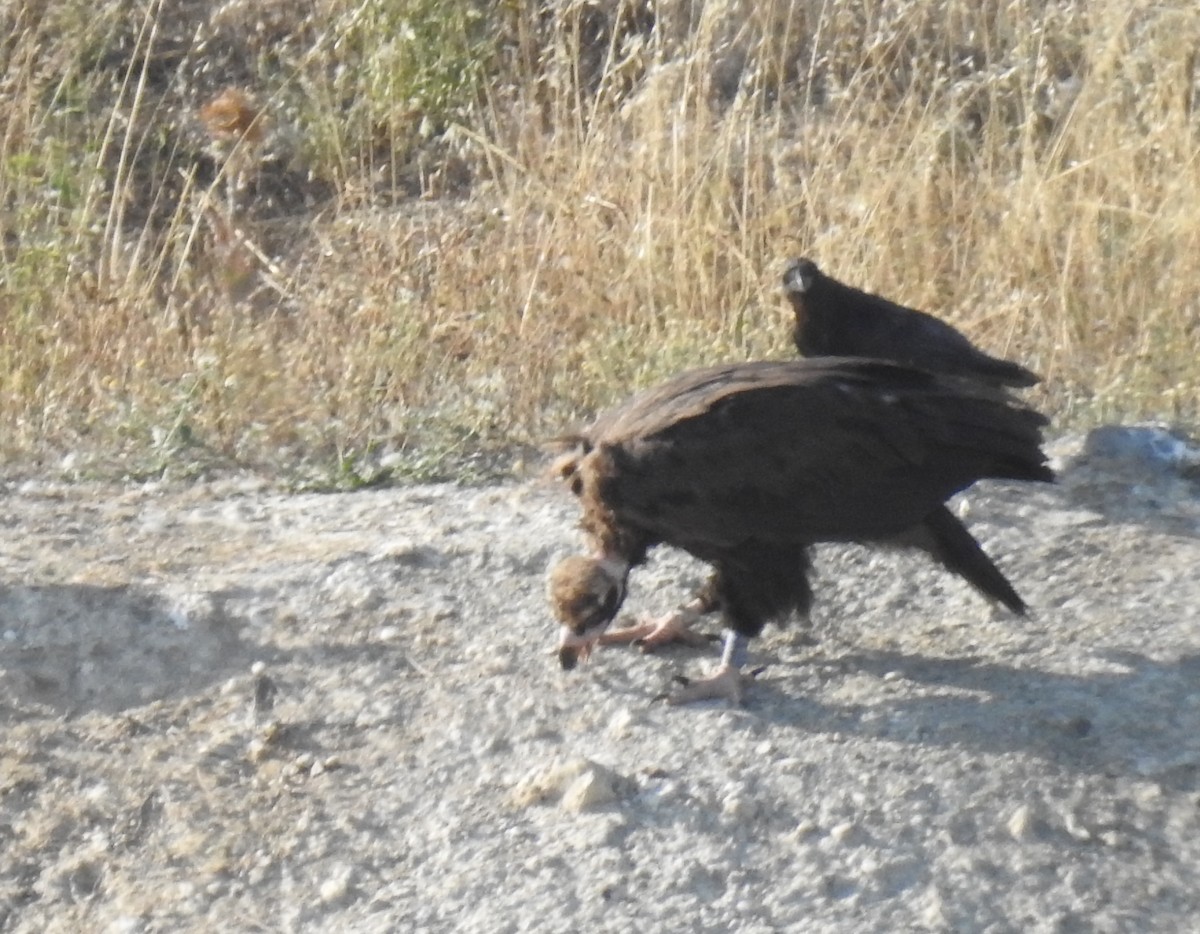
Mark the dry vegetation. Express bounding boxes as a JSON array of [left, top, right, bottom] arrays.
[[2, 0, 1198, 482]]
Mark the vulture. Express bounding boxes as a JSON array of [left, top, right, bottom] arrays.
[[783, 259, 1040, 389], [549, 358, 1052, 703]]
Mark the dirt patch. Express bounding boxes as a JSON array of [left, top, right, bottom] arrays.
[[1, 429, 1200, 931]]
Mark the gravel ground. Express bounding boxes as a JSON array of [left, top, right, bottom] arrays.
[[2, 427, 1200, 933]]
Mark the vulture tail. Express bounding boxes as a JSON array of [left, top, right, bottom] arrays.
[[920, 506, 1027, 615]]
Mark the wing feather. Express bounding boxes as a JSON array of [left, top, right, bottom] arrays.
[[580, 359, 1048, 551]]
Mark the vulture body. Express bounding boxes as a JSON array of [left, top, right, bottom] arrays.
[[783, 259, 1040, 389], [550, 358, 1052, 702]]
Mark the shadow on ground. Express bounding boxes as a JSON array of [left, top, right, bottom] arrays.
[[0, 584, 255, 716]]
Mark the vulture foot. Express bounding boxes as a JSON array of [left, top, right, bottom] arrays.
[[660, 664, 756, 706], [598, 606, 715, 651]]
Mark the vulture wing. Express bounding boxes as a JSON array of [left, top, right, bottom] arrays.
[[582, 359, 1049, 552]]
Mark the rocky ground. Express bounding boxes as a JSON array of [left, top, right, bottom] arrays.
[[2, 426, 1200, 932]]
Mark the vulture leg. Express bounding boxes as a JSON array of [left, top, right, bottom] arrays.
[[661, 548, 809, 705], [662, 631, 755, 705]]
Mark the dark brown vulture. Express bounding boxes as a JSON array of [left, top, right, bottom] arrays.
[[783, 259, 1040, 389], [549, 358, 1052, 703]]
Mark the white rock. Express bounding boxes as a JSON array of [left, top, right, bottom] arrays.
[[721, 792, 753, 821], [562, 769, 623, 812], [319, 866, 353, 903], [1007, 804, 1045, 841], [511, 757, 627, 811], [607, 708, 637, 738]]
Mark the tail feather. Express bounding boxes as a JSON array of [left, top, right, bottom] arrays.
[[918, 506, 1027, 615]]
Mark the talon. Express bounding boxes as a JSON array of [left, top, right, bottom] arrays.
[[664, 664, 748, 706]]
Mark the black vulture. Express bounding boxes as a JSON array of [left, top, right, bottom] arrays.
[[783, 258, 1040, 388], [549, 358, 1052, 703]]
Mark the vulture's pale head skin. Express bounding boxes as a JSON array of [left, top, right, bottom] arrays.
[[782, 258, 820, 294], [548, 555, 629, 670]]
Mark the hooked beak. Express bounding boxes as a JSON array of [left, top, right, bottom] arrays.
[[557, 626, 602, 671]]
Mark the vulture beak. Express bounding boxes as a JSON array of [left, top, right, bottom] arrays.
[[782, 259, 817, 294], [557, 626, 601, 671]]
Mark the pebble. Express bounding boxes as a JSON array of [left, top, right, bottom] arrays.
[[319, 866, 353, 904], [1062, 811, 1092, 842], [607, 708, 637, 738], [721, 792, 753, 821], [562, 765, 624, 812], [1007, 804, 1047, 841]]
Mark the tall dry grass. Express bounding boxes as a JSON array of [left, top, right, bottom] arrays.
[[1, 0, 1198, 481]]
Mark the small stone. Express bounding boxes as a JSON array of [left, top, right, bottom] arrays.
[[922, 893, 949, 928], [512, 757, 627, 811], [319, 867, 353, 903], [562, 765, 623, 813], [643, 780, 680, 810], [721, 793, 753, 821], [607, 708, 636, 738], [252, 674, 277, 716], [1062, 812, 1092, 841], [1007, 804, 1047, 841], [293, 753, 316, 774]]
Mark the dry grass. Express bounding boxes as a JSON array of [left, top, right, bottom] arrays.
[[2, 0, 1199, 482]]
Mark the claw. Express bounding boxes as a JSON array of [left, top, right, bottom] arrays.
[[655, 664, 757, 705]]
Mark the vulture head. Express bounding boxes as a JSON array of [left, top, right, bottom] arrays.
[[548, 555, 629, 670], [782, 257, 820, 294]]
